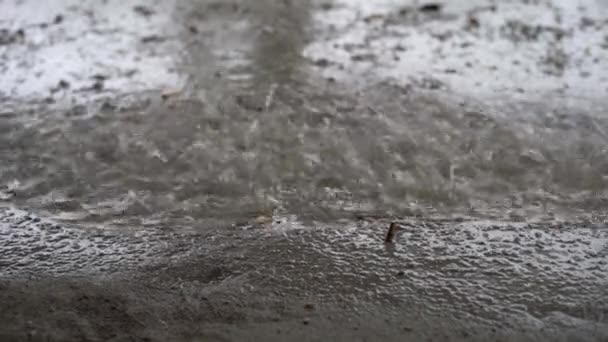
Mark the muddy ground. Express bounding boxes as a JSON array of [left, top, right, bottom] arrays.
[[1, 0, 608, 341]]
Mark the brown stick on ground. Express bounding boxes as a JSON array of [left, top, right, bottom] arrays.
[[385, 222, 399, 243]]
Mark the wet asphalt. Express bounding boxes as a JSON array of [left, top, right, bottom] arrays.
[[1, 0, 608, 341]]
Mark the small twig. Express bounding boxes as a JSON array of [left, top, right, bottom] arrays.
[[385, 222, 400, 243]]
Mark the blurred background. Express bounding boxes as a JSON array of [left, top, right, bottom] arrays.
[[2, 0, 608, 230]]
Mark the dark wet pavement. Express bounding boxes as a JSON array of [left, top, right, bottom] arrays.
[[1, 207, 607, 341], [1, 0, 608, 341]]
